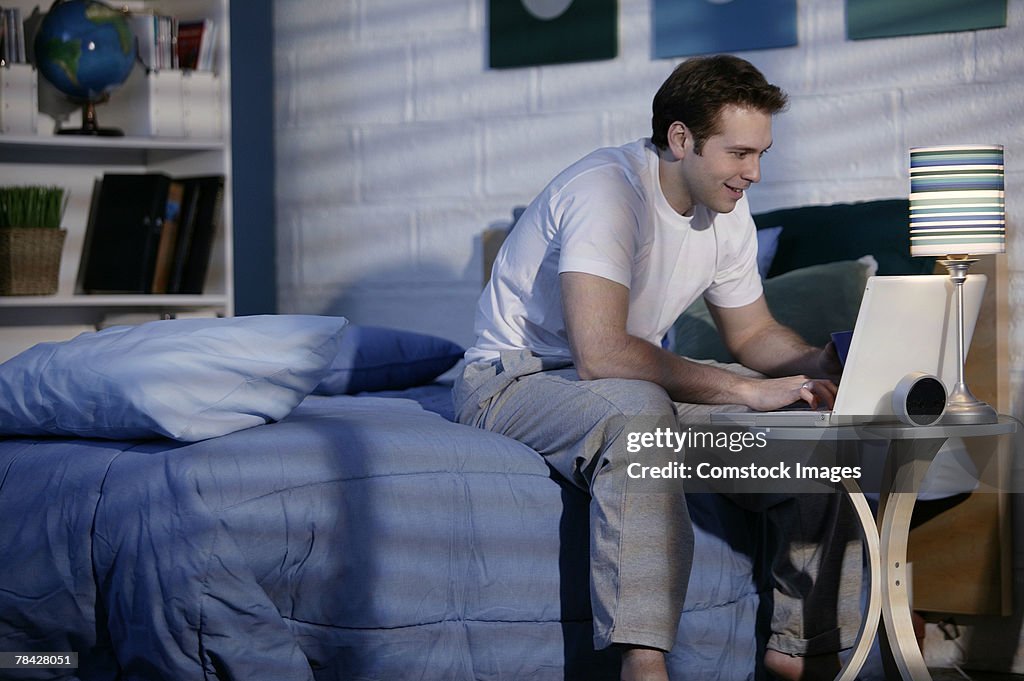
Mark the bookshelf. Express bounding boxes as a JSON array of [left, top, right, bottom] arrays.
[[0, 0, 232, 361]]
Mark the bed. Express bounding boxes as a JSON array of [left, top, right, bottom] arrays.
[[0, 199, 926, 680]]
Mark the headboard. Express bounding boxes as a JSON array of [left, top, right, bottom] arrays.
[[751, 199, 933, 277]]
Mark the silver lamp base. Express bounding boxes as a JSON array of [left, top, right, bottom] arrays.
[[937, 257, 998, 425], [941, 384, 998, 425]]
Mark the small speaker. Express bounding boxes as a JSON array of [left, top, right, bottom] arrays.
[[893, 372, 947, 426]]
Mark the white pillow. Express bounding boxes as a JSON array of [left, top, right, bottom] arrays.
[[0, 315, 348, 441]]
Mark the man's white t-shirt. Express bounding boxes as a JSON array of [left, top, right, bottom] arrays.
[[465, 138, 763, 365]]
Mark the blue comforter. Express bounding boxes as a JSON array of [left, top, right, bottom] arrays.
[[0, 392, 767, 680]]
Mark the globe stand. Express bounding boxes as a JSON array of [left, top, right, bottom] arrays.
[[57, 100, 124, 137]]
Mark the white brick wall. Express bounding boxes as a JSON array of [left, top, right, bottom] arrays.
[[273, 0, 1024, 347], [274, 0, 1024, 670]]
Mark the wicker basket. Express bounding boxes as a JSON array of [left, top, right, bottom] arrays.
[[0, 228, 67, 295]]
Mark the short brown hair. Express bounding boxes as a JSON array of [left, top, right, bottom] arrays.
[[651, 55, 788, 153]]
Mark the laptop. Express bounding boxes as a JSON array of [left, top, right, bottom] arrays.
[[710, 274, 987, 427]]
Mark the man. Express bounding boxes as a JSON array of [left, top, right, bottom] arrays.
[[455, 55, 859, 681]]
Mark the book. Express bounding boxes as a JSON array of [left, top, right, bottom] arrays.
[[172, 309, 220, 320], [96, 312, 165, 330], [167, 178, 201, 293], [176, 19, 205, 70], [0, 8, 23, 65], [197, 20, 217, 71], [168, 175, 224, 294], [80, 173, 172, 293], [150, 180, 185, 294], [127, 13, 157, 71], [2, 7, 21, 65], [0, 11, 8, 66], [128, 12, 216, 72], [74, 177, 103, 295], [156, 14, 170, 70], [13, 6, 22, 63], [170, 15, 178, 69]]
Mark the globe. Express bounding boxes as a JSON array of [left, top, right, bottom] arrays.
[[34, 0, 136, 135]]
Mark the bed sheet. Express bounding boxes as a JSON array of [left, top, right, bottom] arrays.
[[0, 392, 765, 680]]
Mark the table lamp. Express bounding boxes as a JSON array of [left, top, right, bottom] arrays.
[[909, 144, 1004, 424]]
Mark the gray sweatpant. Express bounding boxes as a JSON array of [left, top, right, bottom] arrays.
[[453, 349, 862, 655]]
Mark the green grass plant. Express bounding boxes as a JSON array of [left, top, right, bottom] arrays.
[[0, 186, 67, 229]]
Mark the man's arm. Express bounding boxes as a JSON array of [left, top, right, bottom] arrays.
[[560, 272, 836, 411], [707, 295, 841, 382]]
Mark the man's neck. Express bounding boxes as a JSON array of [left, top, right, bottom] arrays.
[[656, 148, 694, 217]]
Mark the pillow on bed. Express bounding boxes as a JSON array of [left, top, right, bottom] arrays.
[[673, 257, 877, 363], [0, 315, 348, 442], [314, 325, 464, 395], [756, 225, 783, 278]]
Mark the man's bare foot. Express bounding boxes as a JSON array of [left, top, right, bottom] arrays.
[[763, 648, 841, 681], [912, 610, 926, 652], [620, 646, 670, 681]]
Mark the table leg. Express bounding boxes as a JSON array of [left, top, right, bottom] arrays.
[[876, 438, 949, 680], [835, 477, 882, 681]]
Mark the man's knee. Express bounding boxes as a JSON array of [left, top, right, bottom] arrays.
[[582, 378, 677, 421]]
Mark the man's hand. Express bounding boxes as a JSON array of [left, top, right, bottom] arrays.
[[559, 272, 841, 410], [815, 341, 843, 383], [740, 374, 838, 412]]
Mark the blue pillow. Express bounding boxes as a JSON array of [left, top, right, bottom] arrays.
[[756, 226, 783, 278], [0, 315, 348, 441], [314, 326, 464, 395]]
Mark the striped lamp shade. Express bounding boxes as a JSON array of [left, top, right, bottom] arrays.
[[909, 144, 1005, 257]]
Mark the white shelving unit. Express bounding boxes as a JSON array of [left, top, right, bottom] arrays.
[[0, 0, 232, 361]]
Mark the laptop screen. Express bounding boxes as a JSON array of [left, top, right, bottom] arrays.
[[831, 274, 986, 419]]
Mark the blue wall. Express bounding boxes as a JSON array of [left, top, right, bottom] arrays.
[[230, 0, 275, 314]]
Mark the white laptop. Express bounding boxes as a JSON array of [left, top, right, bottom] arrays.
[[710, 274, 986, 427]]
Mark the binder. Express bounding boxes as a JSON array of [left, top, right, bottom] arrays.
[[169, 175, 224, 294], [80, 173, 172, 293]]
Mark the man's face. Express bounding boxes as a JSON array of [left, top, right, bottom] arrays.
[[679, 105, 774, 214]]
